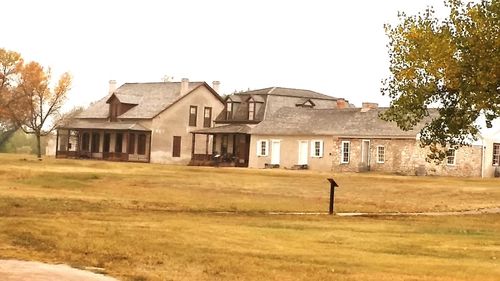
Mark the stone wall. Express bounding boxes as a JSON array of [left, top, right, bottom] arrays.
[[249, 135, 483, 177], [330, 138, 482, 177]]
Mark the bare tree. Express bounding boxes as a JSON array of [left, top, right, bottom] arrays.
[[10, 61, 71, 159]]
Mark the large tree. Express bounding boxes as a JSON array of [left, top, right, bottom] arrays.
[[0, 48, 23, 146], [381, 0, 499, 161], [10, 61, 71, 159]]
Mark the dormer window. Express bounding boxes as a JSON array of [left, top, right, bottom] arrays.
[[248, 99, 255, 120], [106, 93, 138, 122], [109, 98, 120, 122], [226, 101, 233, 119]]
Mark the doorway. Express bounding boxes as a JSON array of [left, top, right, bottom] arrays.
[[361, 140, 370, 170], [298, 140, 308, 165], [271, 140, 281, 165]]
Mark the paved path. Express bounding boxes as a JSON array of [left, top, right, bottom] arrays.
[[0, 260, 118, 281]]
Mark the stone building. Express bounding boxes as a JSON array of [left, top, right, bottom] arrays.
[[55, 79, 224, 164], [249, 105, 492, 177]]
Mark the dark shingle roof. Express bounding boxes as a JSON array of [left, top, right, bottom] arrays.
[[192, 124, 252, 134], [79, 82, 206, 119], [251, 107, 428, 138], [234, 87, 338, 100]]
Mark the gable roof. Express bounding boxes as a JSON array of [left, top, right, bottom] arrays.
[[78, 82, 221, 119], [251, 107, 428, 138]]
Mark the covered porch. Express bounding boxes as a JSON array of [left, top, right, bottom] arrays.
[[190, 124, 252, 167], [56, 121, 151, 162]]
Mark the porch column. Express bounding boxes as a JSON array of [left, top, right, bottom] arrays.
[[66, 129, 70, 151], [205, 134, 209, 160], [125, 131, 129, 161], [55, 129, 59, 158], [191, 133, 196, 158], [89, 129, 93, 158], [76, 130, 81, 157], [232, 134, 237, 155]]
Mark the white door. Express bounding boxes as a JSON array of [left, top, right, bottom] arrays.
[[298, 141, 308, 165], [361, 140, 371, 167], [271, 140, 281, 165]]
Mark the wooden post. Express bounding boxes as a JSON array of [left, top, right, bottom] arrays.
[[67, 129, 71, 156], [147, 132, 152, 163], [191, 133, 196, 158], [89, 130, 93, 159], [205, 134, 209, 160], [55, 129, 59, 158], [327, 178, 339, 215]]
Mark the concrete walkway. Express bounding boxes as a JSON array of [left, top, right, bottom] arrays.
[[0, 260, 118, 281]]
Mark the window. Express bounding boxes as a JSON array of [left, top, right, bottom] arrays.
[[257, 140, 269, 156], [81, 132, 90, 151], [115, 133, 123, 153], [189, 106, 197, 126], [91, 133, 100, 153], [248, 101, 255, 120], [493, 143, 500, 166], [341, 141, 350, 163], [203, 107, 212, 128], [172, 136, 181, 157], [311, 140, 324, 157], [446, 148, 456, 165], [226, 102, 233, 119], [377, 146, 385, 163], [128, 133, 136, 154]]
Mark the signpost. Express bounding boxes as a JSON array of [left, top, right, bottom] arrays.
[[326, 178, 339, 215]]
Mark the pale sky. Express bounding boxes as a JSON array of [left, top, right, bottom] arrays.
[[3, 0, 450, 111]]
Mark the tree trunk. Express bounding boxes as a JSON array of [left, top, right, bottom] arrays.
[[36, 133, 42, 160]]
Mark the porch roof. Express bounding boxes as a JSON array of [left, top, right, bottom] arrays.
[[58, 120, 150, 131], [192, 124, 252, 134]]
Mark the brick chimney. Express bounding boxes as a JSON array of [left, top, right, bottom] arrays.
[[361, 102, 378, 112], [336, 99, 347, 109], [108, 80, 117, 95], [212, 81, 220, 93], [180, 78, 189, 95]]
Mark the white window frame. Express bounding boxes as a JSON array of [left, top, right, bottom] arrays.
[[376, 145, 385, 163], [310, 140, 324, 158], [446, 148, 456, 166], [340, 141, 350, 164], [493, 143, 500, 166], [256, 140, 269, 157], [248, 100, 255, 121]]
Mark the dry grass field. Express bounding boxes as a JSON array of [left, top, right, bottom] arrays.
[[0, 153, 499, 281]]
